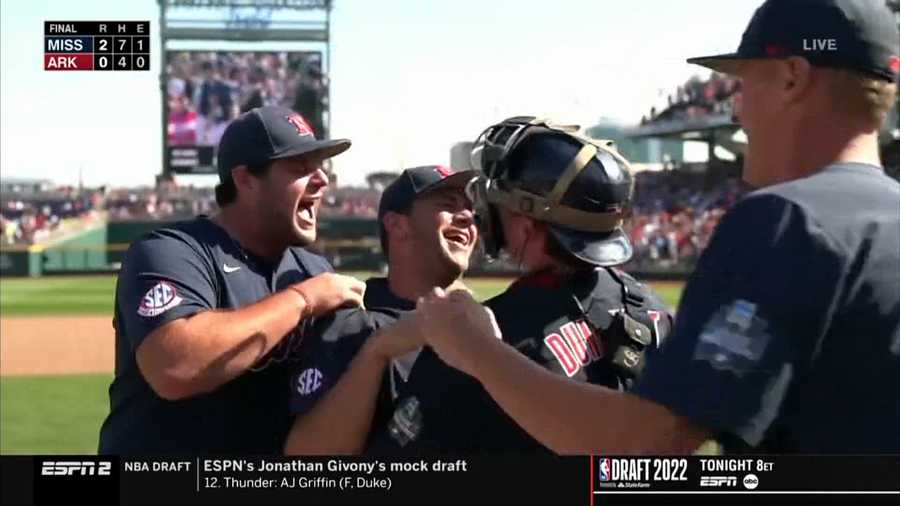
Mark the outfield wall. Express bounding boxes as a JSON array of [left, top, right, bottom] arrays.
[[0, 218, 385, 277], [1, 224, 112, 277]]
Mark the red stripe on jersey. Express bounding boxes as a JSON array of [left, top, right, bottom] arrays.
[[578, 320, 604, 359], [560, 321, 591, 365], [544, 333, 580, 377]]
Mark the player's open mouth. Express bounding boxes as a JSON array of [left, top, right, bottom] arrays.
[[444, 228, 471, 248], [296, 198, 318, 225]]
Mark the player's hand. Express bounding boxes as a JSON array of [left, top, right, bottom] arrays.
[[364, 311, 426, 364], [417, 287, 503, 376], [291, 273, 366, 317]]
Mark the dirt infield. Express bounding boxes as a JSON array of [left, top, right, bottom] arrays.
[[0, 316, 114, 376]]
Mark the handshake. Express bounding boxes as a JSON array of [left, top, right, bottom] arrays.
[[368, 284, 504, 377]]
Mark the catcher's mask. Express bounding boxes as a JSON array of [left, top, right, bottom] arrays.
[[467, 116, 635, 266]]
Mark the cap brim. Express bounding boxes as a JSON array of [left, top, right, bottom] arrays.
[[271, 138, 352, 161], [686, 53, 746, 75], [549, 226, 633, 267]]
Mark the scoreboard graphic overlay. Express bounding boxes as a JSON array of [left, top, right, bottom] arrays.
[[44, 21, 150, 71]]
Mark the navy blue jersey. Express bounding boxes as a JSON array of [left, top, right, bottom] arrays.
[[468, 267, 673, 451], [287, 278, 484, 452], [487, 268, 673, 386], [98, 216, 332, 455], [291, 273, 672, 453], [632, 163, 900, 453], [287, 306, 392, 415], [289, 278, 422, 446]]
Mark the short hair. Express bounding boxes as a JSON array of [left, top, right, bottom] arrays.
[[825, 68, 898, 128], [378, 205, 412, 262], [378, 221, 390, 261], [214, 162, 272, 207]]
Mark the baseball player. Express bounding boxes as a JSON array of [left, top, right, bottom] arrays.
[[415, 0, 900, 454], [288, 117, 674, 453], [404, 116, 675, 452], [99, 106, 366, 454], [283, 165, 478, 454]]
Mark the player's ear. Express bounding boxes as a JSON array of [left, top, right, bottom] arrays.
[[231, 165, 255, 195], [383, 211, 411, 243], [780, 56, 813, 104]]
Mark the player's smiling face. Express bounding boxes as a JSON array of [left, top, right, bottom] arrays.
[[407, 188, 477, 279], [257, 154, 329, 248]]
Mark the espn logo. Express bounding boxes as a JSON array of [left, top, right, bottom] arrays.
[[41, 461, 112, 476], [700, 476, 737, 487]]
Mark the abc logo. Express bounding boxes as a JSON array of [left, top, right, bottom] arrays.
[[743, 474, 759, 490]]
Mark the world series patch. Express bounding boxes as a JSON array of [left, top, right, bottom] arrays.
[[693, 299, 771, 376]]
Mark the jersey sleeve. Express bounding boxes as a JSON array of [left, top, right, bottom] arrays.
[[115, 230, 217, 352], [288, 308, 378, 415], [632, 193, 847, 447]]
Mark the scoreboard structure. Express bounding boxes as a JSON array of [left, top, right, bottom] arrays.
[[44, 21, 150, 71]]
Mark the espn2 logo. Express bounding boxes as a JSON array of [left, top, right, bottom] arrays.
[[700, 476, 737, 487], [41, 461, 112, 476]]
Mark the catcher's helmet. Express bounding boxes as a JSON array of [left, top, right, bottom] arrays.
[[468, 116, 635, 266]]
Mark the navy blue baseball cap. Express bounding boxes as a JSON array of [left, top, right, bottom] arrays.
[[216, 106, 351, 182], [688, 0, 900, 81], [378, 165, 476, 218], [377, 165, 476, 242]]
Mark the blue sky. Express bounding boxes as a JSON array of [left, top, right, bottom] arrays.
[[0, 1, 757, 187]]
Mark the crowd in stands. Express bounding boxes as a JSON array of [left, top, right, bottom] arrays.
[[320, 187, 379, 218], [641, 73, 740, 125], [103, 186, 379, 221], [625, 170, 746, 269], [1, 170, 747, 272], [104, 186, 217, 221], [1, 189, 103, 246], [166, 51, 327, 147]]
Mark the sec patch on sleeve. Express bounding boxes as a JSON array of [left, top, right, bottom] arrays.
[[137, 281, 184, 317], [693, 299, 771, 376], [295, 367, 324, 396]]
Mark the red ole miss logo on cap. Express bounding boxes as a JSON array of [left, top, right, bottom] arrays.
[[285, 114, 314, 137], [765, 43, 790, 57], [890, 55, 900, 74], [434, 165, 453, 178]]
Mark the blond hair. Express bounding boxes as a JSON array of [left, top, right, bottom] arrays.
[[825, 68, 897, 128]]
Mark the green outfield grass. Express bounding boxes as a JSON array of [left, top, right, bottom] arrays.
[[650, 283, 683, 311], [0, 276, 118, 316], [0, 274, 680, 317], [0, 374, 112, 454]]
